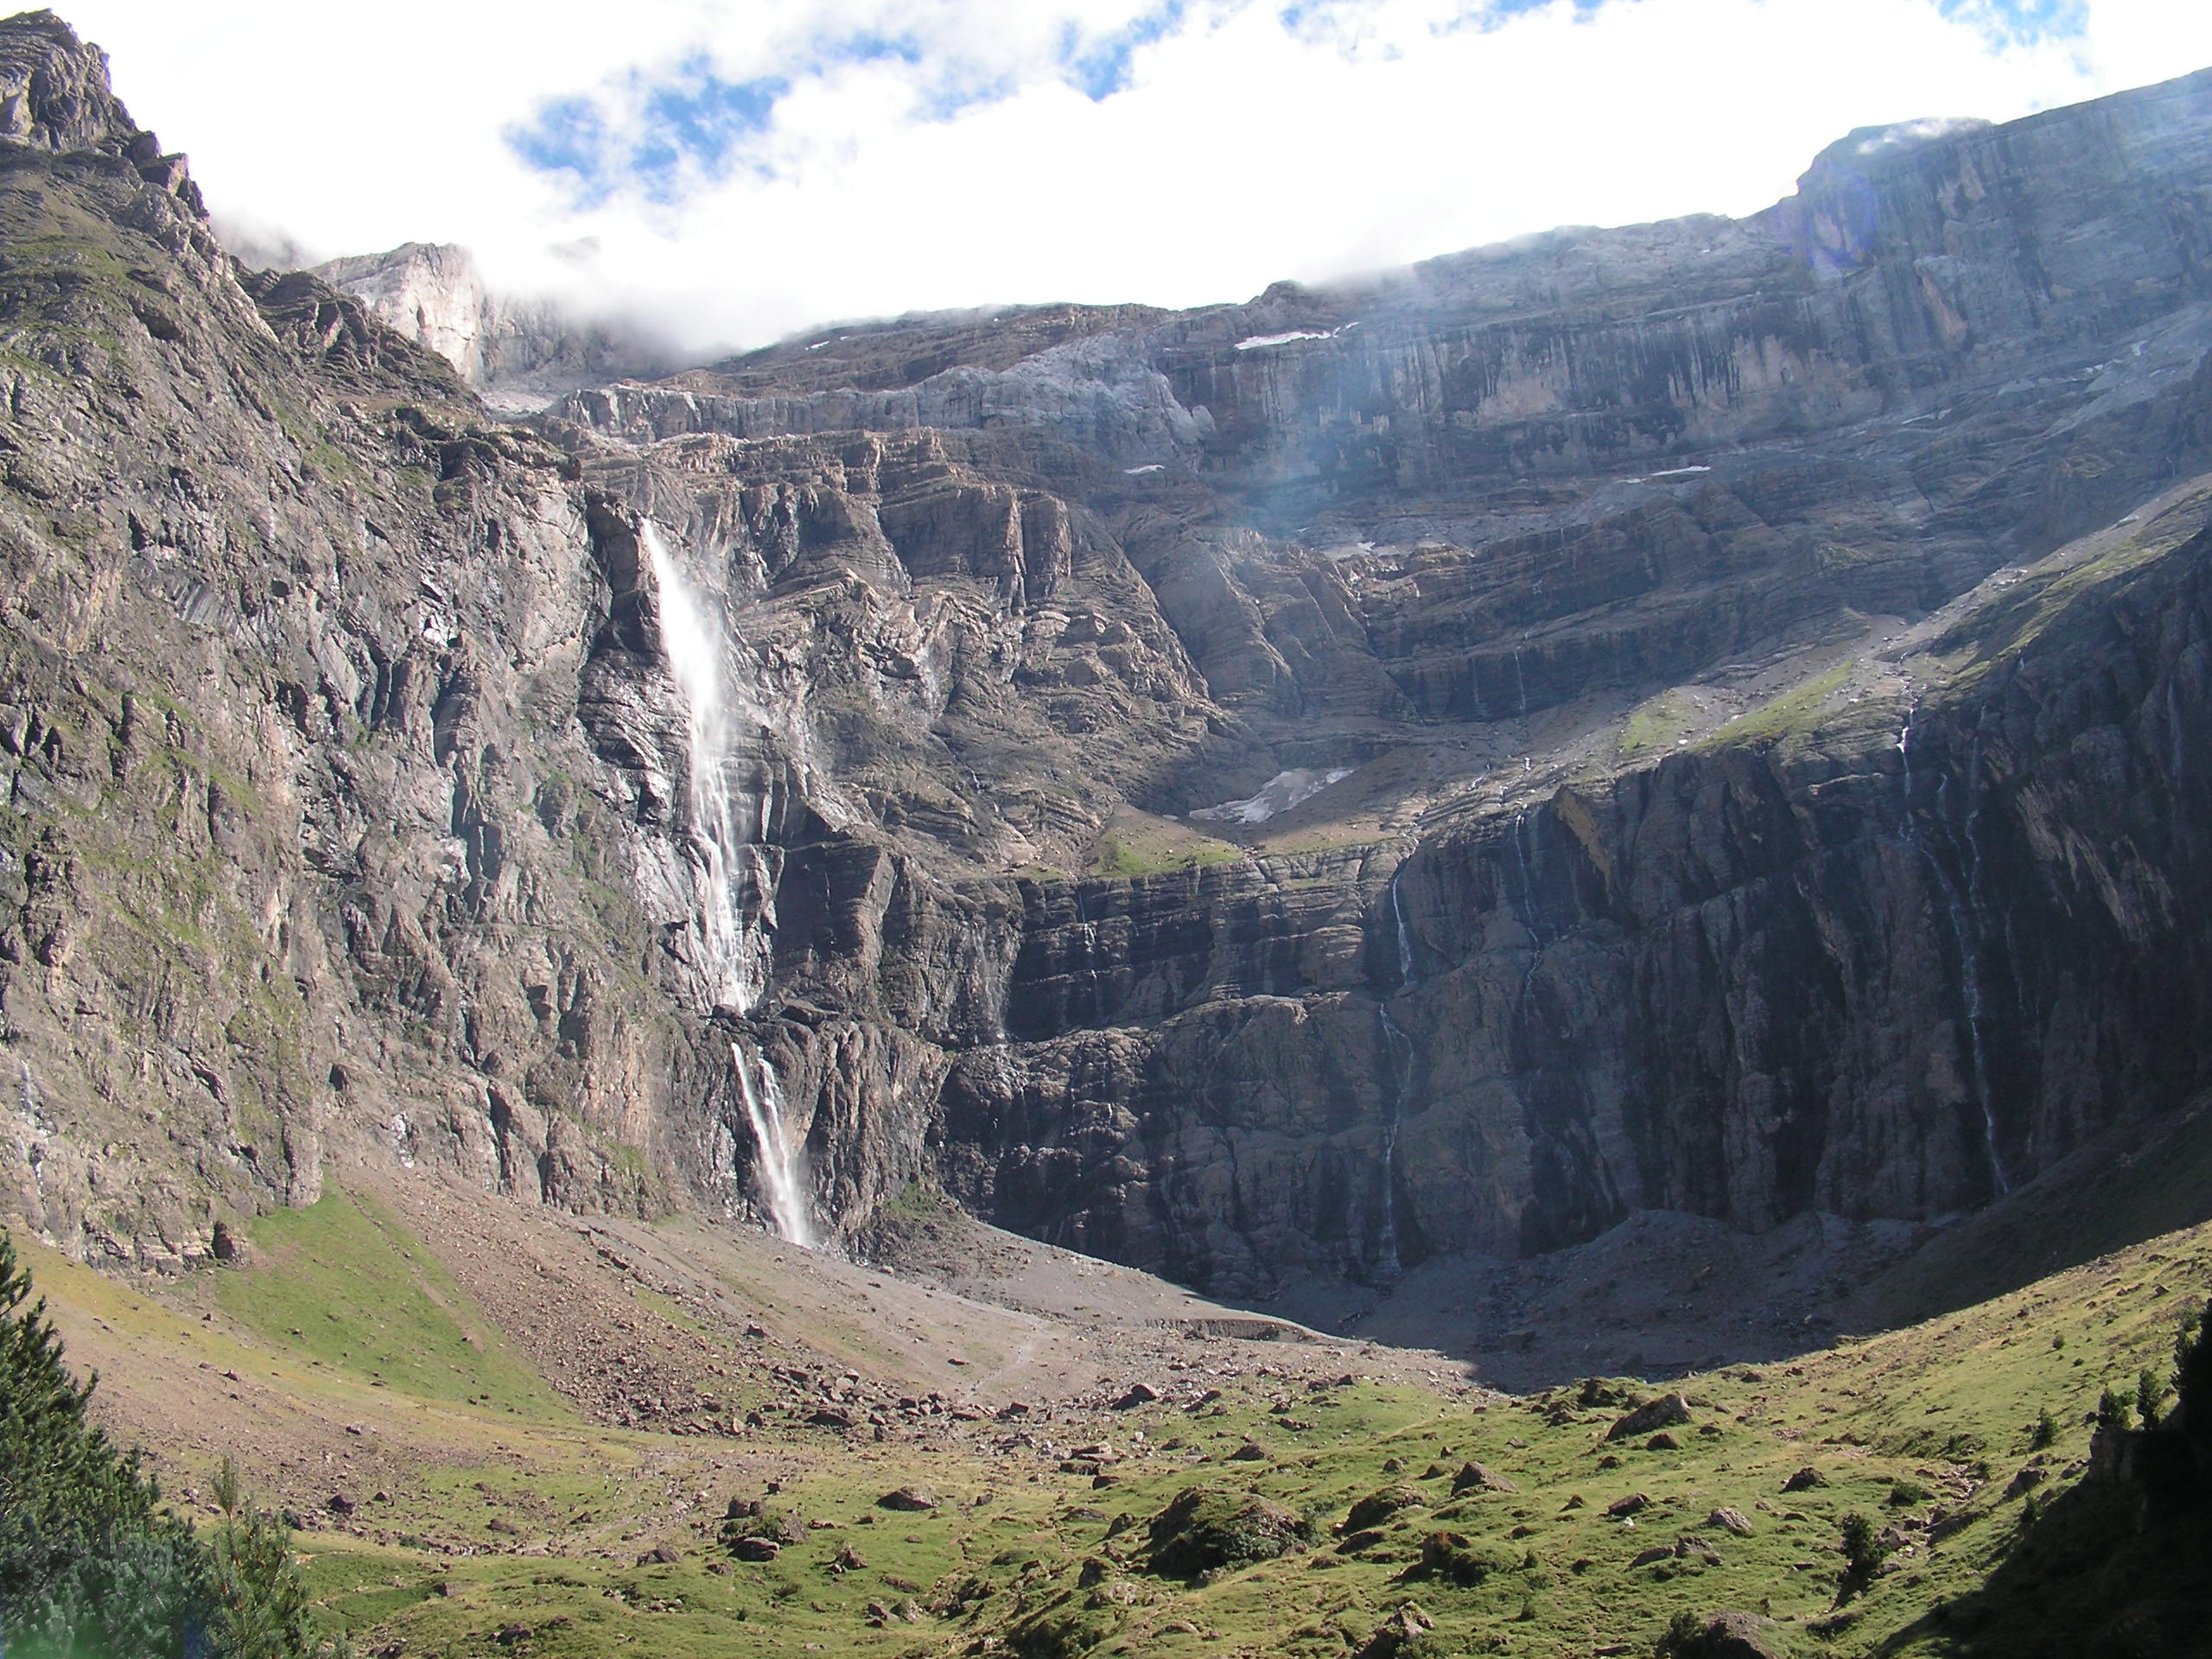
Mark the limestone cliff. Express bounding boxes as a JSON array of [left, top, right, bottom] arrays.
[[3, 9, 2212, 1322], [308, 241, 681, 412]]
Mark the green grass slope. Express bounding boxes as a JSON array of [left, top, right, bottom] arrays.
[[213, 1187, 572, 1419], [16, 1193, 2211, 1659]]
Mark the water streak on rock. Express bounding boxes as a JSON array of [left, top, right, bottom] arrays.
[[645, 520, 813, 1243]]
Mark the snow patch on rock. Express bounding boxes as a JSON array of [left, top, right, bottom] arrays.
[[1190, 766, 1354, 824]]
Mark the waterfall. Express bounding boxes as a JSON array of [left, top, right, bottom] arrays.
[[1389, 863, 1416, 987], [733, 1042, 814, 1249], [1373, 1004, 1411, 1281], [1897, 703, 2008, 1197], [645, 521, 770, 1016], [1369, 857, 1425, 1281], [644, 519, 815, 1246], [1506, 808, 1556, 1011]]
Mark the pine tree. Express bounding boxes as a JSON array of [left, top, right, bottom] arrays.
[[0, 1232, 318, 1659], [2175, 1297, 2212, 1474], [1837, 1510, 1889, 1602], [2096, 1385, 2134, 1432], [2135, 1366, 2164, 1432]]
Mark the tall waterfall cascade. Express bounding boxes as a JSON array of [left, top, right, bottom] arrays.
[[643, 520, 816, 1248]]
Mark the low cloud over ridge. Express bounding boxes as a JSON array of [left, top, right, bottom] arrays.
[[61, 0, 2212, 349]]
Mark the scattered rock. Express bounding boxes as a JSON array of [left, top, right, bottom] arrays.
[[637, 1544, 679, 1565], [1112, 1382, 1160, 1409], [878, 1487, 938, 1512], [1606, 1393, 1694, 1442], [1657, 1610, 1784, 1658], [1418, 1529, 1500, 1586], [1343, 1484, 1428, 1534], [1449, 1461, 1518, 1496], [729, 1537, 780, 1563], [1783, 1466, 1827, 1493], [1708, 1508, 1756, 1537], [1352, 1601, 1435, 1659], [1606, 1493, 1652, 1518]]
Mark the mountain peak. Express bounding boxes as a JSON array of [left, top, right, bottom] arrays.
[[0, 8, 130, 153], [0, 8, 202, 213]]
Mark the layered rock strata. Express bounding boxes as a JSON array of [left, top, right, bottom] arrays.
[[2, 10, 2211, 1319]]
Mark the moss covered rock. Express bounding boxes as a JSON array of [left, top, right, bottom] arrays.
[[1144, 1486, 1313, 1580]]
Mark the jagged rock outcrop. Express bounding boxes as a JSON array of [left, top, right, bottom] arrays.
[[307, 241, 681, 412], [5, 9, 2212, 1319]]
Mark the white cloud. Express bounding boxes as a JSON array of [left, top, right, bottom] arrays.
[[54, 0, 2212, 352]]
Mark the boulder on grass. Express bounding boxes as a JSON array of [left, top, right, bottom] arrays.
[[1660, 1610, 1783, 1658], [1145, 1486, 1313, 1580], [1352, 1602, 1435, 1659], [1605, 1393, 1693, 1442], [1342, 1484, 1428, 1534], [1450, 1461, 1518, 1496]]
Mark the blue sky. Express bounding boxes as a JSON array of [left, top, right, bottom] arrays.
[[60, 0, 2212, 348], [502, 0, 2099, 207]]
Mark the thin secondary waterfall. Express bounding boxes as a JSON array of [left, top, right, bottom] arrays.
[[1898, 706, 2008, 1198], [643, 519, 816, 1247], [1371, 859, 1422, 1281], [733, 1041, 813, 1248], [1389, 863, 1416, 988], [1373, 1003, 1411, 1281]]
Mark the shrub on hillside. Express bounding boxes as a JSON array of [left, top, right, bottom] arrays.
[[1837, 1511, 1889, 1602]]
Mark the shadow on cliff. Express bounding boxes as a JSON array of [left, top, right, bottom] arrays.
[[1847, 1097, 2212, 1334], [1872, 1462, 2212, 1659]]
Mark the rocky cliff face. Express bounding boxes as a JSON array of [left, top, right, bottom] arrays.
[[3, 10, 2212, 1317], [307, 241, 682, 413]]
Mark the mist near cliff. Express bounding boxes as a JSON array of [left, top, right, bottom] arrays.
[[56, 0, 2212, 351]]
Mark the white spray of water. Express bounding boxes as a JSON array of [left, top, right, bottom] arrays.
[[643, 519, 815, 1246], [1389, 864, 1416, 987], [645, 521, 770, 1016], [733, 1041, 814, 1249]]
